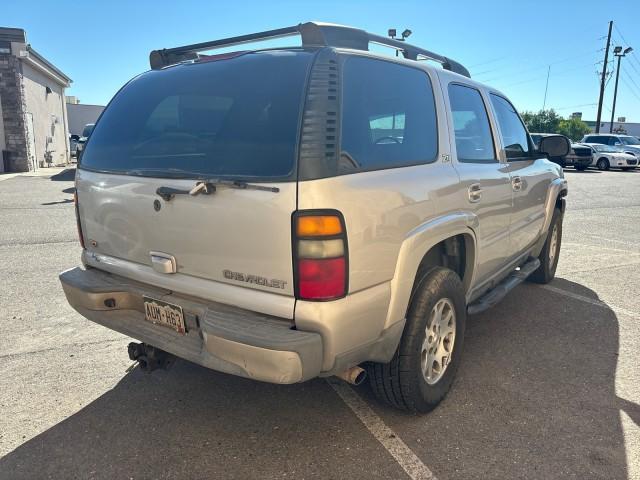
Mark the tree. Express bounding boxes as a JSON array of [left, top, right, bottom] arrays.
[[557, 117, 591, 141], [521, 109, 561, 133]]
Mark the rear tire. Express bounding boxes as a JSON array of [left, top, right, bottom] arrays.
[[367, 267, 466, 413], [596, 158, 609, 170], [529, 208, 562, 284]]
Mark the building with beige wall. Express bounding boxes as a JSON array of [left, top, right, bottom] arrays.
[[0, 27, 72, 172]]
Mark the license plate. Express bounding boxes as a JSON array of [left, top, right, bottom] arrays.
[[143, 296, 186, 334]]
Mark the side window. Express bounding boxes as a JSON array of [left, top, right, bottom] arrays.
[[489, 94, 531, 160], [341, 57, 438, 171], [448, 84, 496, 163], [609, 137, 620, 146]]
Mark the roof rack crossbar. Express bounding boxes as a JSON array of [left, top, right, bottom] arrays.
[[149, 22, 470, 78]]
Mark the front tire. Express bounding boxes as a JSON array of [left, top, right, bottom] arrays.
[[367, 267, 466, 413], [529, 208, 562, 284], [596, 158, 609, 170], [575, 164, 588, 171]]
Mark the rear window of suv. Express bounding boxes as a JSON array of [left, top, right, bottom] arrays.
[[80, 51, 313, 180]]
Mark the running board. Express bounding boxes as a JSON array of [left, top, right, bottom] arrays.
[[467, 258, 540, 315]]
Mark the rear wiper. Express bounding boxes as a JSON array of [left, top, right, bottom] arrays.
[[156, 179, 279, 201]]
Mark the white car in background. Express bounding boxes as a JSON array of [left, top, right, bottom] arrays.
[[581, 143, 638, 171]]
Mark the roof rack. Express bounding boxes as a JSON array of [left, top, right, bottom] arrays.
[[149, 21, 470, 78]]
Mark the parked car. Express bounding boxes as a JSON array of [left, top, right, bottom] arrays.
[[566, 144, 594, 171], [59, 22, 570, 413], [75, 123, 95, 161], [581, 133, 640, 159], [69, 134, 80, 158], [580, 143, 638, 171], [530, 133, 590, 170]]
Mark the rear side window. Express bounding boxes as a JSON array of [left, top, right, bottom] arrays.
[[340, 57, 438, 171], [489, 94, 531, 159], [80, 51, 313, 179], [448, 84, 496, 163]]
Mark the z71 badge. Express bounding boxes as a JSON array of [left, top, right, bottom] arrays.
[[223, 270, 287, 289]]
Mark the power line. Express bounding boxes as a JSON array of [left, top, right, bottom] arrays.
[[623, 69, 640, 95], [619, 75, 640, 102], [493, 61, 598, 89], [620, 70, 640, 98], [613, 25, 640, 71], [470, 39, 603, 78], [475, 50, 599, 84], [467, 56, 510, 69], [553, 102, 598, 111]]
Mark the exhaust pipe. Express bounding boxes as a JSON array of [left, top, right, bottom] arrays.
[[336, 366, 367, 385], [127, 342, 175, 373]]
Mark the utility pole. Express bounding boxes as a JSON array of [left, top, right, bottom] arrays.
[[610, 46, 633, 133], [542, 65, 551, 110], [595, 21, 613, 133]]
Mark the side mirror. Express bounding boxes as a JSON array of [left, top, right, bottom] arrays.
[[614, 142, 622, 146], [70, 135, 80, 142], [538, 135, 570, 158]]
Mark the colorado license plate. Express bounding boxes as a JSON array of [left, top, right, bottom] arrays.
[[143, 296, 186, 334]]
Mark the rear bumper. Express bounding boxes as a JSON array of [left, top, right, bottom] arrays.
[[59, 267, 323, 384]]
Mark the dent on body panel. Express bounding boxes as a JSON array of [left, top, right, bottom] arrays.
[[78, 171, 146, 262]]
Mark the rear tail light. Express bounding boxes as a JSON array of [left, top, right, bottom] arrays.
[[74, 191, 86, 249], [293, 211, 348, 301]]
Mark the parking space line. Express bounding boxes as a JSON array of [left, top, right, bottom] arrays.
[[327, 378, 437, 480], [540, 284, 639, 320], [563, 241, 640, 255]]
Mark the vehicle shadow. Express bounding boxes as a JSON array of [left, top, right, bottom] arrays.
[[0, 363, 403, 478], [50, 168, 76, 182], [0, 279, 636, 479], [41, 199, 73, 206], [357, 277, 638, 479]]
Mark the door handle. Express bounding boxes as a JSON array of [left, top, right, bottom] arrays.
[[468, 183, 483, 203], [512, 176, 523, 191]]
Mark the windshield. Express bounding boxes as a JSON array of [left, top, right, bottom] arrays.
[[81, 124, 94, 137], [620, 136, 640, 146], [80, 51, 313, 180]]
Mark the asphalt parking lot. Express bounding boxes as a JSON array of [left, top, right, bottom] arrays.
[[0, 167, 638, 480]]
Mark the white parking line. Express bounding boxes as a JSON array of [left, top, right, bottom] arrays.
[[329, 283, 636, 480], [540, 284, 639, 320], [327, 378, 437, 480]]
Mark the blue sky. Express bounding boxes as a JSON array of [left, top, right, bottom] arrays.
[[5, 0, 640, 121]]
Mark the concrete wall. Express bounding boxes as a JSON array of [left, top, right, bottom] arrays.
[[0, 92, 5, 154], [0, 53, 29, 172], [22, 61, 69, 166], [67, 103, 104, 136]]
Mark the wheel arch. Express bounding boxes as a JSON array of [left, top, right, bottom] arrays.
[[383, 212, 478, 330], [541, 178, 567, 237]]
